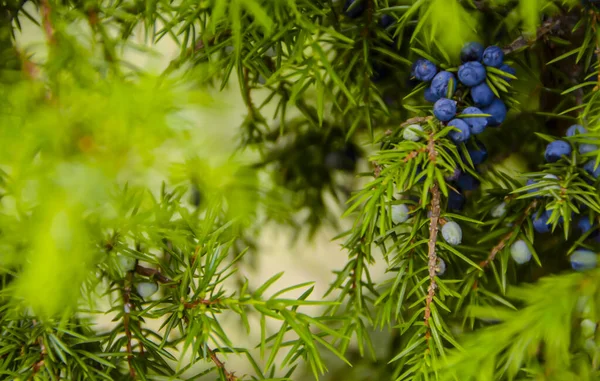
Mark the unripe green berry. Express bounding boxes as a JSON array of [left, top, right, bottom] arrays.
[[136, 282, 159, 298], [391, 204, 410, 224], [491, 202, 507, 218], [118, 255, 137, 273], [441, 221, 462, 246], [435, 258, 446, 276], [402, 124, 423, 142], [510, 240, 532, 264], [581, 319, 597, 339]]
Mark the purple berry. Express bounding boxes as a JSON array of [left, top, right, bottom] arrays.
[[532, 210, 552, 233], [456, 172, 480, 191], [544, 140, 572, 163], [584, 160, 600, 179], [482, 45, 504, 68], [471, 82, 495, 107], [458, 61, 487, 87], [461, 106, 488, 134], [412, 59, 438, 82], [433, 98, 457, 122], [460, 42, 484, 62], [566, 124, 586, 137], [448, 118, 471, 143], [431, 71, 457, 98], [481, 98, 507, 126], [499, 64, 516, 82], [344, 0, 365, 18], [424, 87, 441, 103]]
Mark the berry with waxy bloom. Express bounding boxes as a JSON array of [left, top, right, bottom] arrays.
[[481, 98, 507, 126], [482, 45, 504, 68], [458, 61, 487, 87], [442, 221, 463, 246], [433, 98, 457, 122], [510, 239, 532, 264], [412, 59, 438, 82], [430, 71, 457, 98], [544, 140, 572, 163]]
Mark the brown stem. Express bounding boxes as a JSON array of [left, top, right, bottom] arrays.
[[29, 321, 47, 379], [401, 116, 432, 127], [423, 182, 441, 342], [503, 18, 561, 55], [135, 264, 174, 284], [423, 131, 440, 341], [208, 348, 237, 381], [40, 0, 56, 45], [123, 272, 136, 379], [242, 67, 255, 117], [183, 298, 222, 309], [479, 200, 538, 269]]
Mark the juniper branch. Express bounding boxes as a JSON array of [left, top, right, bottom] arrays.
[[480, 200, 538, 269], [503, 18, 561, 55], [208, 347, 237, 381], [423, 131, 440, 341], [40, 0, 56, 45]]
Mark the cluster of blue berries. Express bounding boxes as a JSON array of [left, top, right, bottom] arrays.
[[515, 123, 600, 270], [413, 42, 514, 134]]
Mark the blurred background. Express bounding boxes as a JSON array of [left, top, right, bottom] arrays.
[[11, 4, 389, 379]]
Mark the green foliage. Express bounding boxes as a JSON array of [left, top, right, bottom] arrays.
[[2, 0, 600, 380]]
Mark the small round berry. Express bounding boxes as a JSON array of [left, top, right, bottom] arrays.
[[570, 249, 598, 271], [445, 168, 461, 182], [424, 87, 441, 103], [136, 282, 159, 298], [391, 204, 410, 224], [510, 239, 532, 264], [578, 217, 594, 235], [118, 255, 137, 273], [461, 106, 488, 134], [458, 61, 487, 87], [581, 319, 597, 338], [482, 45, 504, 68], [466, 142, 488, 165], [499, 64, 516, 82], [532, 210, 552, 233], [471, 82, 495, 107], [481, 98, 507, 126], [442, 221, 463, 246], [491, 202, 507, 218], [460, 42, 484, 62], [403, 124, 424, 142], [433, 98, 457, 122], [448, 189, 465, 211], [579, 143, 598, 155], [435, 258, 447, 276], [343, 0, 365, 18], [584, 160, 600, 179], [412, 59, 438, 82], [544, 140, 572, 163], [566, 124, 587, 137], [380, 14, 395, 28], [456, 172, 480, 191], [430, 71, 457, 98], [448, 119, 471, 143]]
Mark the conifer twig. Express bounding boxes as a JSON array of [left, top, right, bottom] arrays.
[[423, 132, 440, 341], [423, 182, 441, 341], [40, 0, 56, 45], [479, 200, 538, 269], [135, 264, 173, 284], [503, 18, 561, 55], [123, 272, 136, 379], [208, 347, 237, 381]]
